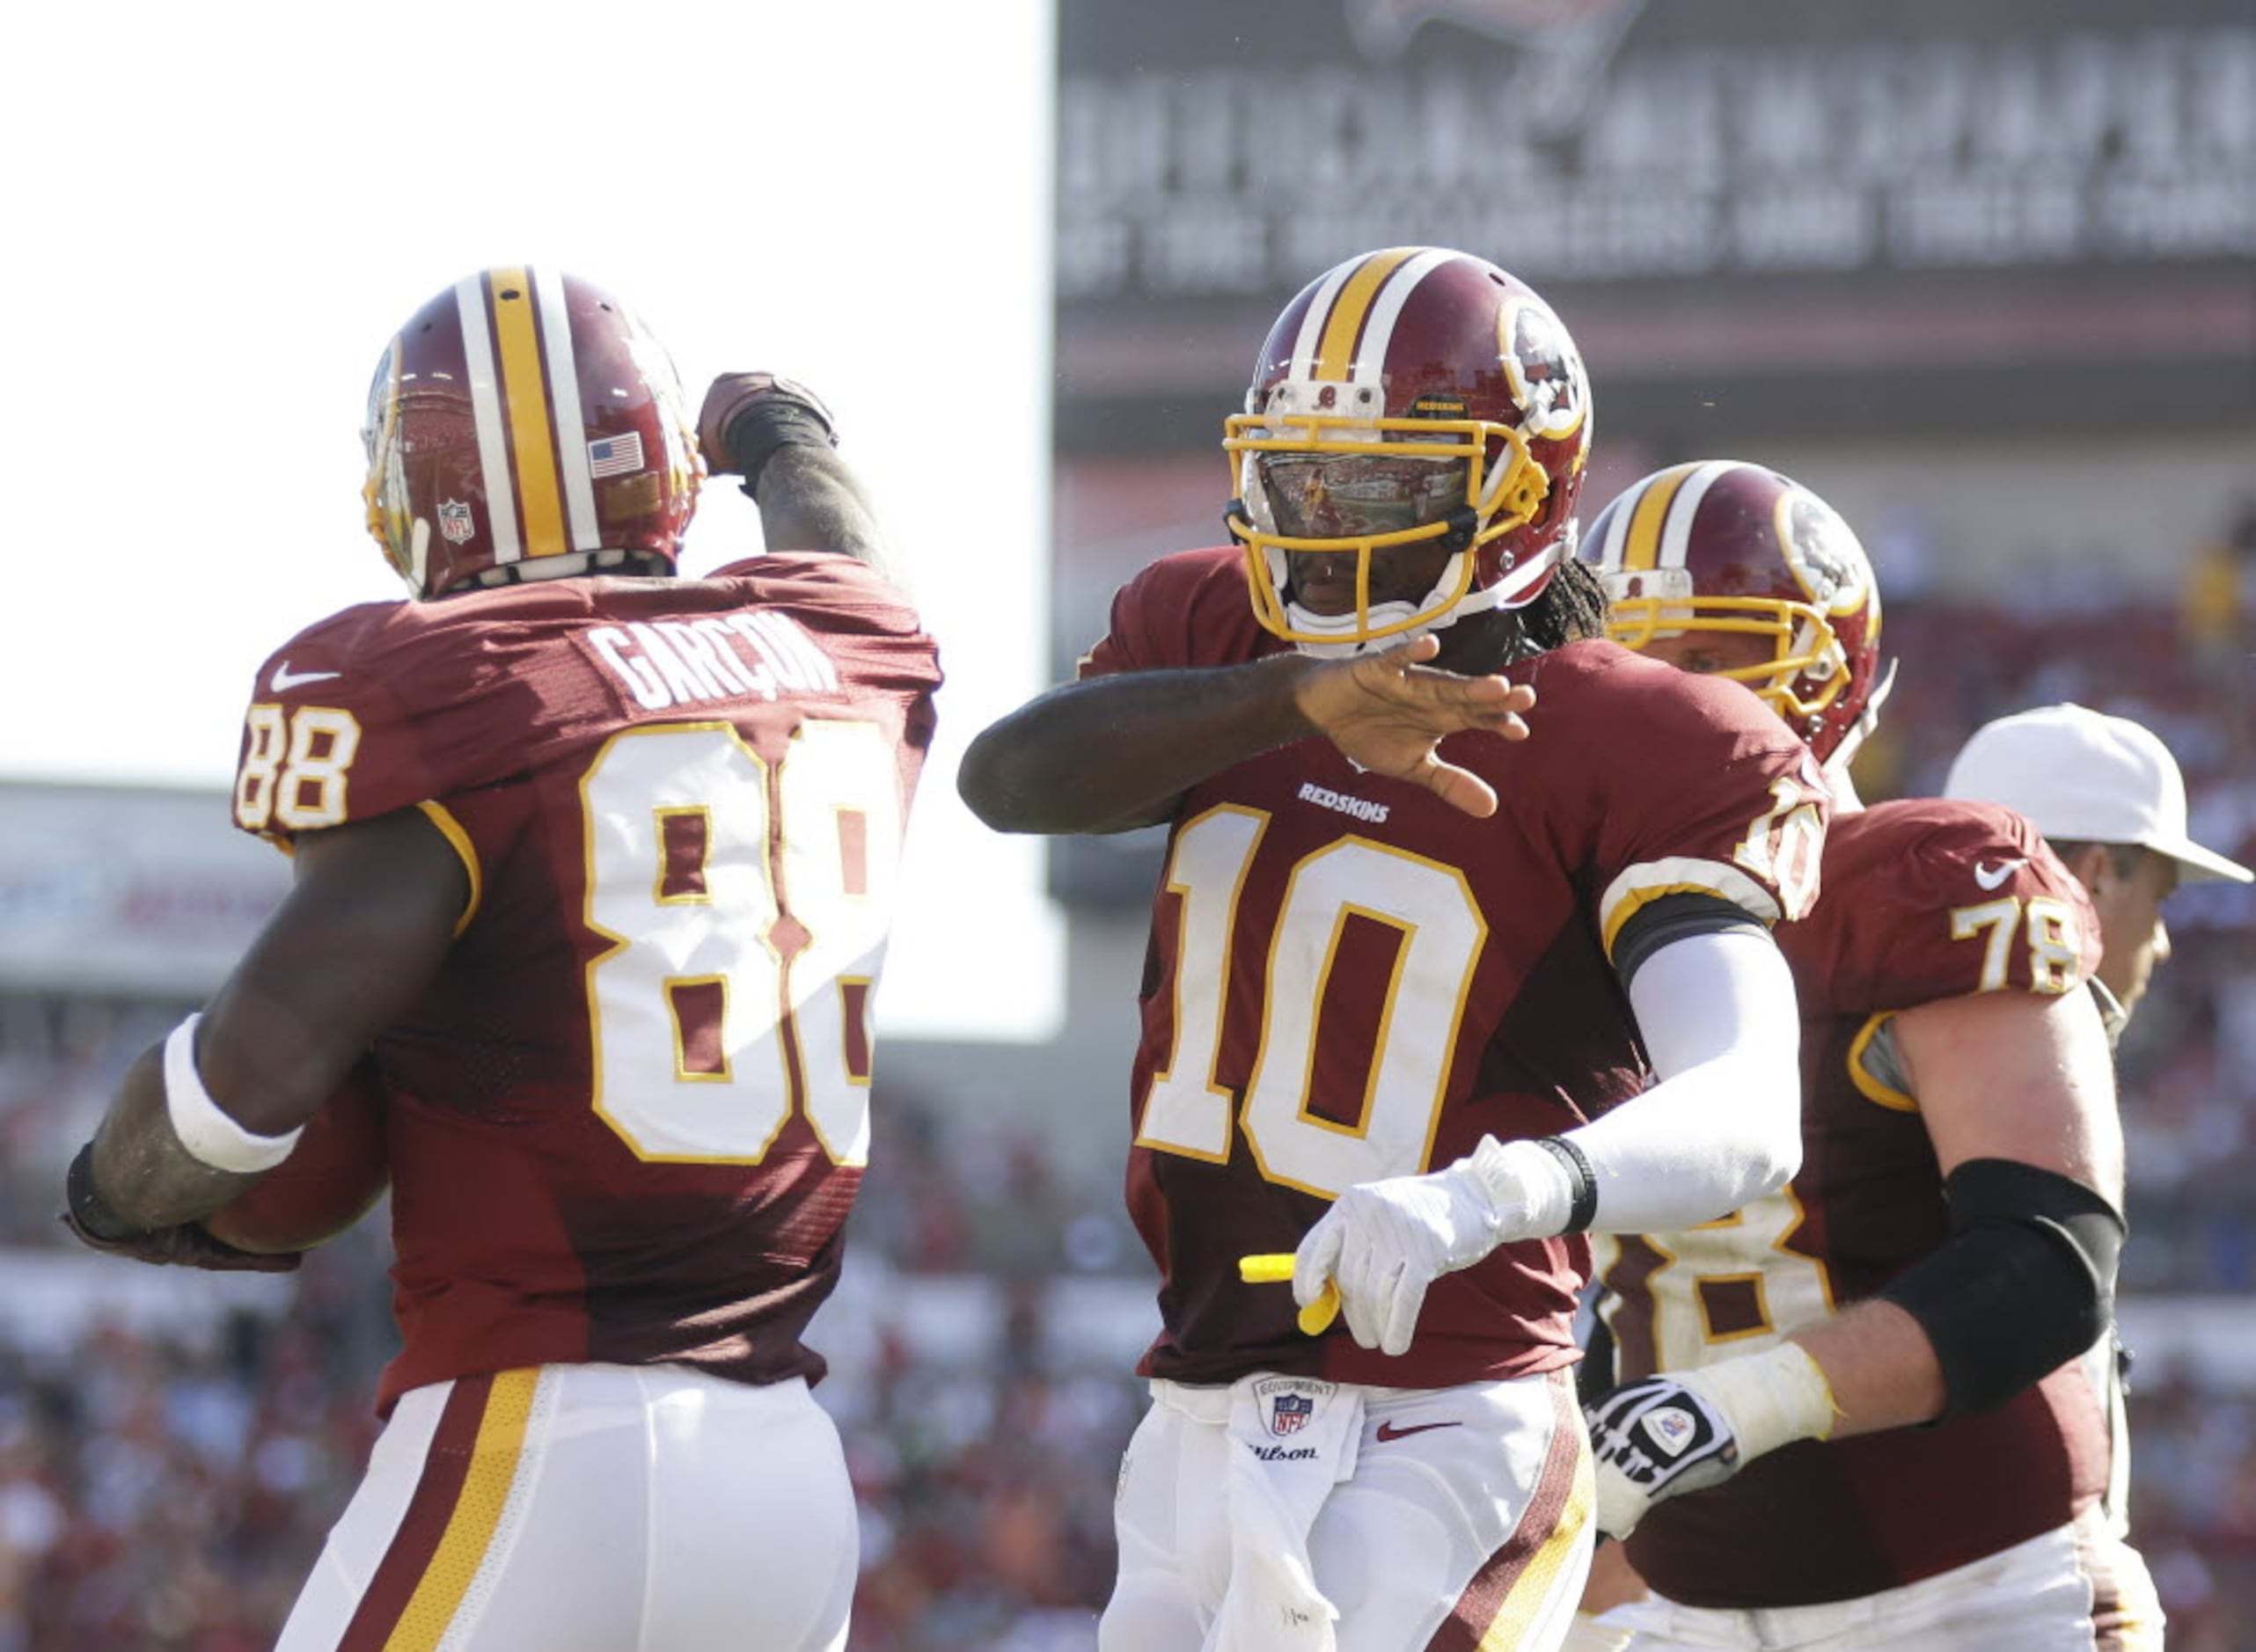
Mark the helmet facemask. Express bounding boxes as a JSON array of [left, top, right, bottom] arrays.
[[1225, 406, 1550, 657], [1586, 461, 1885, 771], [1602, 579, 1853, 729]]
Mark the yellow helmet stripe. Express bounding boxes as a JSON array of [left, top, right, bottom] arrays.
[[1615, 461, 1705, 572], [486, 267, 570, 559], [1313, 247, 1424, 382]]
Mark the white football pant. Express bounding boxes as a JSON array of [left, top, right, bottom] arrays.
[[1103, 1367, 1594, 1652], [275, 1363, 856, 1652], [1576, 1503, 2164, 1651]]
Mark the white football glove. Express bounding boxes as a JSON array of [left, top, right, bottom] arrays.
[[1584, 1342, 1836, 1539], [1292, 1137, 1575, 1358]]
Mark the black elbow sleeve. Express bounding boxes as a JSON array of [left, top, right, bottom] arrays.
[[1877, 1158, 2125, 1419]]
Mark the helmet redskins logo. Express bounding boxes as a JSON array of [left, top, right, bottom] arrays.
[[1500, 296, 1590, 446], [361, 267, 702, 599], [1781, 491, 1870, 618]]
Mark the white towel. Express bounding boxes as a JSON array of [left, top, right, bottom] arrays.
[[1212, 1374, 1364, 1652]]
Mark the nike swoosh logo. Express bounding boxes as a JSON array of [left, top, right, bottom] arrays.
[[270, 662, 342, 693], [1974, 858, 2028, 891], [1374, 1419, 1462, 1443]]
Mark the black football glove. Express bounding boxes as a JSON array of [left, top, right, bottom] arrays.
[[62, 1144, 301, 1273], [696, 372, 839, 499]]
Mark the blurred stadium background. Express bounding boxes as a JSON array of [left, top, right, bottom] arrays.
[[3, 2, 2252, 1646]]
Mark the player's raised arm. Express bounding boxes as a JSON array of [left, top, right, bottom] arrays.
[[699, 372, 889, 571], [958, 631, 1534, 836]]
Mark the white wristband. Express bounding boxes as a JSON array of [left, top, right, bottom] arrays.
[[164, 1014, 303, 1173], [1684, 1341, 1839, 1454]]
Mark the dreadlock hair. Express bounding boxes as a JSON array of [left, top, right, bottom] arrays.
[[1526, 556, 1610, 647], [1489, 555, 1611, 662]]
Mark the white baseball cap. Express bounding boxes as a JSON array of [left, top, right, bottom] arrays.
[[1942, 703, 2252, 885]]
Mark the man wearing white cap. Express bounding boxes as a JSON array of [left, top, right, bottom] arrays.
[[1944, 703, 2253, 1030]]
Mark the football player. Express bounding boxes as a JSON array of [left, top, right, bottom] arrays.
[[957, 248, 1824, 1652], [1570, 461, 2233, 1650], [61, 268, 942, 1652]]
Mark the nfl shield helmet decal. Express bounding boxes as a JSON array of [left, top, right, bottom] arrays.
[[437, 499, 475, 546]]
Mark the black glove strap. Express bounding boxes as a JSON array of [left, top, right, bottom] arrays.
[[66, 1144, 147, 1242], [727, 400, 837, 502]]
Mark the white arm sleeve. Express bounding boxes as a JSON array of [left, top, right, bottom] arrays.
[[1564, 928, 1803, 1234]]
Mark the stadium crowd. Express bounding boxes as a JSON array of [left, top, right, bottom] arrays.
[[0, 572, 2250, 1650]]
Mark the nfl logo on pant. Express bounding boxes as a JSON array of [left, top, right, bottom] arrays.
[[1255, 1376, 1330, 1436]]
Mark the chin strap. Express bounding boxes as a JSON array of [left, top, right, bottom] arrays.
[[1821, 654, 1898, 778]]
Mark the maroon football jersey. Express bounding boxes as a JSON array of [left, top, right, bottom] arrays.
[[1083, 546, 1828, 1392], [230, 556, 941, 1413], [1600, 798, 2113, 1606]]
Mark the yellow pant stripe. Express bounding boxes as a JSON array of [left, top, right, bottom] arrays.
[[385, 1368, 539, 1650]]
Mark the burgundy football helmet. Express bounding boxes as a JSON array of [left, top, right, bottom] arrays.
[[1224, 246, 1593, 654], [363, 267, 702, 598], [1585, 460, 1888, 768]]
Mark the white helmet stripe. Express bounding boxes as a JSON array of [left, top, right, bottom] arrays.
[[1654, 461, 1739, 573], [1287, 258, 1360, 382], [454, 275, 524, 567], [1358, 247, 1457, 387], [1591, 474, 1637, 569], [532, 267, 601, 553]]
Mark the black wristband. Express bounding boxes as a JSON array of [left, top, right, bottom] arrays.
[[726, 400, 837, 502], [66, 1144, 147, 1242], [1534, 1136, 1599, 1233]]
